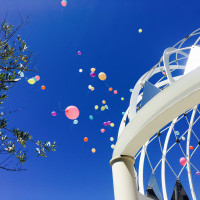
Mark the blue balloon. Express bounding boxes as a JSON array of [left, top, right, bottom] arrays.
[[73, 120, 78, 124], [89, 115, 93, 120], [122, 112, 125, 115]]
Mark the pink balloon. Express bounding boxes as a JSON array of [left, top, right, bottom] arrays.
[[65, 106, 80, 120], [107, 121, 111, 125], [196, 172, 200, 175], [78, 51, 81, 55], [101, 129, 105, 133], [51, 111, 57, 117], [180, 157, 187, 166], [103, 122, 107, 126], [61, 0, 67, 7], [90, 72, 95, 77], [35, 75, 40, 81], [114, 90, 118, 94]]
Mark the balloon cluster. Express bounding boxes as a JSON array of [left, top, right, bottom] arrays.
[[28, 75, 40, 85]]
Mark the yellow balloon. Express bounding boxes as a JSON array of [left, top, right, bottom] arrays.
[[28, 78, 36, 85], [91, 68, 96, 72], [92, 148, 96, 153], [95, 105, 99, 110], [91, 87, 95, 91], [111, 144, 115, 149], [98, 72, 107, 81], [102, 100, 106, 104], [101, 106, 105, 111], [121, 97, 124, 101], [79, 69, 83, 73], [138, 29, 142, 33], [110, 123, 114, 127], [110, 137, 114, 142]]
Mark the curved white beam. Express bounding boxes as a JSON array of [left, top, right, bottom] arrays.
[[113, 66, 200, 158]]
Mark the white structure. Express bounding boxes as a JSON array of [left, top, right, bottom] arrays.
[[111, 29, 200, 200]]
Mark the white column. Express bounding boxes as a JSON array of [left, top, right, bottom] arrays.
[[110, 156, 139, 200]]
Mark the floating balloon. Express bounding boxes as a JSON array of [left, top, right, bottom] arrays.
[[90, 72, 95, 77], [110, 137, 114, 142], [98, 72, 107, 81], [28, 78, 36, 85], [88, 85, 92, 89], [51, 111, 57, 116], [41, 85, 46, 90], [61, 0, 67, 7], [89, 115, 93, 120], [110, 123, 114, 127], [101, 106, 105, 111], [196, 172, 200, 175], [102, 100, 106, 104], [65, 106, 80, 120], [107, 121, 111, 125], [111, 144, 115, 149], [73, 119, 78, 124], [121, 97, 124, 101], [138, 29, 142, 33], [129, 89, 133, 92], [105, 105, 108, 109], [33, 77, 37, 82], [95, 105, 99, 110], [180, 157, 187, 166], [190, 146, 194, 150], [109, 87, 113, 91], [103, 122, 108, 126], [91, 87, 95, 91], [186, 166, 188, 171], [114, 90, 118, 94], [78, 51, 81, 55], [92, 148, 96, 153], [35, 75, 40, 81], [182, 136, 185, 141], [18, 71, 24, 77], [175, 131, 180, 136], [122, 112, 125, 115], [79, 69, 83, 73], [101, 129, 105, 133], [91, 68, 96, 72], [84, 137, 88, 142]]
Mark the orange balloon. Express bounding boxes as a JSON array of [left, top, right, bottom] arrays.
[[109, 87, 113, 91], [98, 72, 107, 81], [190, 146, 194, 150], [41, 85, 46, 90], [102, 100, 106, 104], [84, 137, 88, 142], [101, 129, 105, 133]]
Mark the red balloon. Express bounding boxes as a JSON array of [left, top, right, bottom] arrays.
[[65, 106, 80, 120], [180, 157, 187, 166]]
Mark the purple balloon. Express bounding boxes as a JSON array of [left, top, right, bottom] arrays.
[[103, 122, 107, 126], [51, 111, 57, 117], [90, 72, 95, 77], [196, 172, 200, 175], [107, 121, 111, 125]]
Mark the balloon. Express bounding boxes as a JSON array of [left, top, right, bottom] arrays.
[[18, 71, 24, 77], [88, 85, 92, 89], [78, 51, 81, 55], [111, 144, 115, 149], [175, 131, 180, 136], [122, 112, 125, 115], [129, 89, 133, 92], [186, 166, 188, 171], [101, 106, 105, 111], [107, 121, 111, 125], [89, 115, 93, 120], [51, 111, 57, 116], [105, 105, 108, 109], [91, 87, 95, 91], [95, 105, 98, 110], [65, 106, 80, 120], [109, 87, 113, 91], [73, 119, 78, 124], [79, 69, 83, 73], [28, 78, 36, 85], [101, 129, 105, 133], [114, 90, 118, 94], [103, 122, 108, 126], [33, 77, 37, 82], [138, 29, 142, 33], [90, 72, 95, 77], [35, 75, 40, 81], [180, 157, 187, 166], [110, 123, 114, 127], [91, 148, 96, 153], [84, 137, 88, 142], [102, 100, 106, 104], [110, 137, 114, 142], [190, 146, 194, 150], [196, 172, 200, 175], [91, 68, 96, 72], [41, 85, 46, 90], [98, 72, 107, 81], [182, 136, 185, 141], [61, 0, 67, 7], [121, 97, 124, 101]]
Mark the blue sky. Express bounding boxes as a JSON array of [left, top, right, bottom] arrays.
[[1, 0, 200, 199]]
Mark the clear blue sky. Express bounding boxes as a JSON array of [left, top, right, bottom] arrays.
[[0, 0, 200, 199]]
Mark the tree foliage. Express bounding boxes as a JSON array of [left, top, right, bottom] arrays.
[[0, 17, 56, 171]]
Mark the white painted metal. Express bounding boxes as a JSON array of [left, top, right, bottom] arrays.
[[161, 119, 177, 200], [186, 106, 197, 200]]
